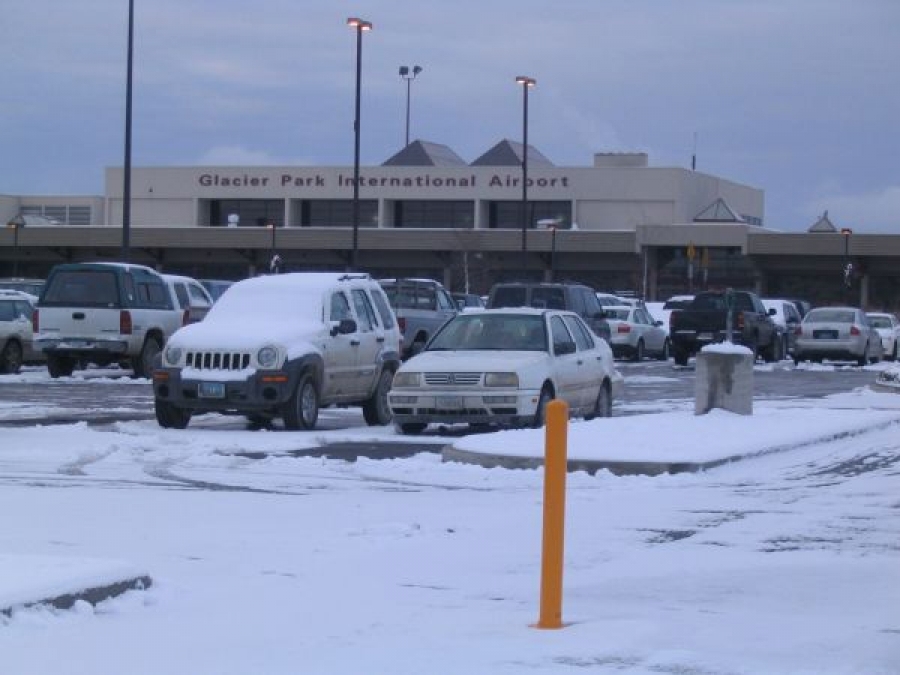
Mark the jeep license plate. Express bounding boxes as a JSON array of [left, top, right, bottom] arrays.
[[198, 382, 226, 399], [436, 396, 463, 409]]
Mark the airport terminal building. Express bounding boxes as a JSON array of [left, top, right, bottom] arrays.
[[2, 140, 900, 308]]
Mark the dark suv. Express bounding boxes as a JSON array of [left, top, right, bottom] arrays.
[[486, 282, 611, 342]]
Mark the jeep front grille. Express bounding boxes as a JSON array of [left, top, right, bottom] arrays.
[[423, 372, 482, 386], [186, 351, 251, 370]]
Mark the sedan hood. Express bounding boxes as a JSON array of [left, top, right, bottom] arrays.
[[402, 350, 546, 371]]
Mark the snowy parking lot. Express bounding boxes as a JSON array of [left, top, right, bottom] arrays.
[[0, 362, 899, 674]]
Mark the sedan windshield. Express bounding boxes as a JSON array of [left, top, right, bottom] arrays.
[[428, 314, 547, 351]]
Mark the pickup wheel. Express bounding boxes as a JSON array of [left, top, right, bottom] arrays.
[[47, 354, 76, 378], [362, 368, 394, 426], [155, 398, 191, 429], [0, 339, 23, 374], [672, 345, 689, 367], [283, 373, 319, 430]]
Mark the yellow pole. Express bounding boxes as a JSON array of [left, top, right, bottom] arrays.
[[536, 398, 568, 629]]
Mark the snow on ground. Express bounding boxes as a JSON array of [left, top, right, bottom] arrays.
[[0, 367, 898, 674]]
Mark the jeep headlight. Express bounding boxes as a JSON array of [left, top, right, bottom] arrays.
[[484, 372, 518, 387], [164, 346, 183, 366], [392, 371, 421, 388], [256, 345, 279, 369]]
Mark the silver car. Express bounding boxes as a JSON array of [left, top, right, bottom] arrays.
[[793, 306, 882, 366], [865, 312, 900, 361], [603, 305, 669, 361]]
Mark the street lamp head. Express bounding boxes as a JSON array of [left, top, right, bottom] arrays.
[[346, 17, 372, 30], [400, 65, 423, 80], [399, 65, 408, 76], [840, 228, 853, 236], [515, 75, 536, 87], [413, 65, 422, 76]]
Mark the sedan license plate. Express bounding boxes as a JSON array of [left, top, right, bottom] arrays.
[[198, 381, 226, 399], [436, 396, 463, 409], [814, 330, 838, 339]]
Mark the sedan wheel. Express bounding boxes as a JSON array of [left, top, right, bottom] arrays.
[[585, 383, 612, 420], [631, 339, 644, 362], [532, 387, 553, 428]]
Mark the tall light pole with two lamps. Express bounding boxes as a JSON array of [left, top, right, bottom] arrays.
[[347, 17, 372, 271], [515, 76, 536, 274], [399, 65, 422, 148], [841, 227, 853, 304]]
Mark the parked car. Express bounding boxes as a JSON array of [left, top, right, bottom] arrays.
[[865, 312, 900, 361], [762, 298, 803, 359], [388, 308, 622, 434], [603, 305, 670, 361], [379, 278, 457, 359], [34, 262, 184, 378], [595, 292, 627, 308], [198, 279, 234, 302], [792, 306, 882, 366], [163, 274, 214, 324], [451, 292, 485, 311], [669, 290, 779, 366], [663, 295, 695, 311], [153, 272, 401, 430], [0, 278, 45, 297], [0, 290, 40, 373], [487, 282, 611, 343]]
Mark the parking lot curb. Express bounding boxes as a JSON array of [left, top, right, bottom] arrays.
[[441, 445, 713, 476], [0, 575, 152, 618]]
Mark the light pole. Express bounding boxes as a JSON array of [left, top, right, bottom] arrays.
[[515, 75, 536, 274], [841, 227, 853, 304], [267, 222, 281, 274], [399, 65, 422, 147], [6, 215, 24, 277], [538, 217, 561, 282], [122, 0, 134, 262], [347, 17, 372, 271]]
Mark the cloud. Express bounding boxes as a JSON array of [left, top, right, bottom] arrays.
[[195, 145, 314, 167], [806, 186, 900, 234]]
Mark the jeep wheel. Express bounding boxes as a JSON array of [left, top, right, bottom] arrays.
[[283, 373, 319, 430], [0, 340, 23, 374], [155, 398, 191, 429], [132, 336, 162, 379], [396, 422, 426, 435], [362, 368, 394, 426], [47, 354, 76, 378]]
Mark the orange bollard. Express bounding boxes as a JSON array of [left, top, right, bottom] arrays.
[[535, 398, 568, 629]]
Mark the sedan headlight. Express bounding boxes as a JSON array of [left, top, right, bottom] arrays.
[[392, 371, 422, 388], [484, 372, 519, 387], [256, 345, 280, 369], [164, 346, 183, 366]]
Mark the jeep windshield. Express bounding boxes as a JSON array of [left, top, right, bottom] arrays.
[[427, 314, 547, 351], [206, 279, 323, 325]]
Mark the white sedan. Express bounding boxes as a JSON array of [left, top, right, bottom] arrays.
[[388, 308, 622, 435], [866, 312, 900, 361]]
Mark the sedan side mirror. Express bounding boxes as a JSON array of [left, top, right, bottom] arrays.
[[330, 318, 357, 336]]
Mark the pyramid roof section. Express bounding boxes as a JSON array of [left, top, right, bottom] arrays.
[[470, 139, 554, 167], [693, 198, 745, 223], [807, 210, 838, 233], [381, 140, 468, 167]]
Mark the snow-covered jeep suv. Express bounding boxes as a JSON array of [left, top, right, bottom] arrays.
[[152, 272, 402, 430], [34, 262, 184, 378]]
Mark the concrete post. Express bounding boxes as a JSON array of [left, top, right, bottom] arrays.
[[695, 349, 753, 415]]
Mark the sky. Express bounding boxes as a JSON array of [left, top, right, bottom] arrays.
[[2, 1, 900, 233], [0, 362, 899, 674]]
